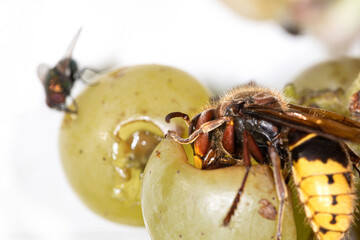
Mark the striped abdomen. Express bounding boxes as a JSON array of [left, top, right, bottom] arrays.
[[289, 131, 355, 240]]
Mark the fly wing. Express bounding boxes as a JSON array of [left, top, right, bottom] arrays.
[[64, 27, 82, 61], [243, 105, 360, 144], [57, 28, 82, 75], [37, 64, 50, 85]]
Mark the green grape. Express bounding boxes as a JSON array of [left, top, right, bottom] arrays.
[[141, 139, 297, 240], [59, 64, 210, 226], [284, 57, 360, 116]]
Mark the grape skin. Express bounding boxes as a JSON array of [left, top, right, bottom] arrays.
[[142, 139, 297, 240]]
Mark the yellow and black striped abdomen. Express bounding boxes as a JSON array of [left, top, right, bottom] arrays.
[[288, 131, 355, 240]]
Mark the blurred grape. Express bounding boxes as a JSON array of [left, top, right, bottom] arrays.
[[220, 0, 288, 20], [220, 0, 360, 52]]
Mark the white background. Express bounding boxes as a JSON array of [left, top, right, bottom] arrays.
[[1, 0, 359, 240]]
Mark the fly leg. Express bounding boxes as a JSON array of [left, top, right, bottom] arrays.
[[59, 96, 78, 114], [66, 96, 79, 114], [166, 117, 230, 144], [268, 146, 288, 240]]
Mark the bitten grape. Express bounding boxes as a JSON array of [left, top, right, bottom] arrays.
[[59, 64, 209, 225]]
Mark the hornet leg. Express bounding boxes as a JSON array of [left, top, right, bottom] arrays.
[[223, 130, 252, 226], [268, 146, 288, 240]]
